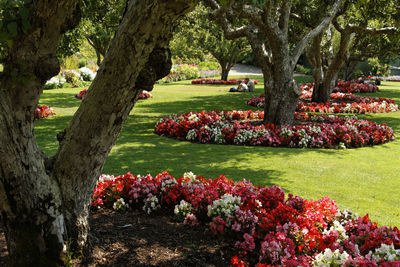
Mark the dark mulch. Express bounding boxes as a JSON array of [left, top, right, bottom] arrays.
[[0, 209, 236, 266]]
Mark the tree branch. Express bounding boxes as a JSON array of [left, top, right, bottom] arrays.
[[291, 0, 343, 69]]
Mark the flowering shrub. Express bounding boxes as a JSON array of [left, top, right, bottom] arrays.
[[34, 105, 55, 120], [138, 90, 152, 99], [248, 93, 399, 114], [79, 67, 96, 81], [191, 78, 259, 85], [44, 75, 66, 89], [91, 171, 400, 266], [154, 110, 394, 149]]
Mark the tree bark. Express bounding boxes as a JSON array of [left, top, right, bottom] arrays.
[[311, 30, 353, 102], [220, 63, 229, 80], [0, 1, 81, 265], [0, 0, 197, 265]]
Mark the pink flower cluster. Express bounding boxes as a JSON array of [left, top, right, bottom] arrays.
[[154, 110, 394, 149], [333, 81, 379, 93], [34, 105, 55, 120], [248, 93, 398, 114], [91, 171, 400, 266], [191, 78, 259, 85]]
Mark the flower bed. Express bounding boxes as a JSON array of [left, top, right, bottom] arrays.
[[191, 79, 259, 85], [75, 89, 152, 100], [34, 105, 55, 120], [333, 81, 379, 93], [154, 110, 394, 149], [248, 93, 398, 114], [91, 171, 400, 266]]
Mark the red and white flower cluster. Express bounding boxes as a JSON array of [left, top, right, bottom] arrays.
[[91, 171, 400, 266], [138, 90, 152, 99], [191, 79, 259, 85], [154, 110, 394, 149], [34, 105, 55, 120], [248, 93, 398, 114], [333, 81, 379, 93]]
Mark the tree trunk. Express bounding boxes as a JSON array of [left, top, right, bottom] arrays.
[[0, 0, 197, 265], [0, 1, 81, 265], [220, 65, 229, 80], [311, 31, 353, 103]]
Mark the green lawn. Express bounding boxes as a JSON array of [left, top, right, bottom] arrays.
[[35, 76, 400, 227]]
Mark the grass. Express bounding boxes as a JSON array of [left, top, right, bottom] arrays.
[[35, 76, 400, 227]]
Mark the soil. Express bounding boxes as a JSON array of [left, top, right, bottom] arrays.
[[0, 209, 236, 266]]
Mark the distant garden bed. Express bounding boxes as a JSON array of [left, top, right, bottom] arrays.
[[92, 171, 400, 266], [191, 78, 259, 85], [248, 84, 398, 114], [154, 110, 394, 149]]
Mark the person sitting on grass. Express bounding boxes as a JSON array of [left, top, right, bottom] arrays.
[[245, 78, 255, 92], [237, 80, 249, 92]]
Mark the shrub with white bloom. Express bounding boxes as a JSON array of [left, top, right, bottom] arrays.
[[207, 194, 242, 221], [143, 195, 160, 214], [79, 67, 96, 81], [234, 129, 258, 144], [174, 200, 193, 221], [186, 129, 198, 141], [44, 76, 66, 89], [113, 198, 129, 212], [214, 134, 226, 144], [313, 248, 350, 266], [323, 220, 348, 242], [368, 243, 400, 262], [183, 171, 198, 183]]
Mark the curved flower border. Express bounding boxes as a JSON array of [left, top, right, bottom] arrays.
[[191, 78, 259, 85], [35, 105, 55, 120], [248, 93, 398, 114], [154, 110, 394, 149], [92, 171, 400, 266]]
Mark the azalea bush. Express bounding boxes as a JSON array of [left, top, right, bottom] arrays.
[[154, 110, 394, 149], [91, 171, 400, 266], [34, 105, 55, 120], [79, 67, 96, 81], [191, 78, 259, 85]]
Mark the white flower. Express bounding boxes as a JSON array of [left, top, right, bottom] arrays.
[[79, 67, 96, 81], [313, 248, 350, 266], [113, 198, 129, 211], [207, 194, 242, 223], [174, 200, 193, 220]]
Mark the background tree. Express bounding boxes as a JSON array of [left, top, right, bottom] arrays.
[[341, 33, 400, 80], [0, 0, 197, 265], [81, 0, 126, 66], [172, 3, 250, 80], [302, 0, 399, 102], [204, 0, 342, 125]]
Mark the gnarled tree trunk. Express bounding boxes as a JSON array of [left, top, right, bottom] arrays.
[[0, 0, 197, 265]]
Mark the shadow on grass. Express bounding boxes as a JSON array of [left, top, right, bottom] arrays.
[[39, 92, 82, 108]]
